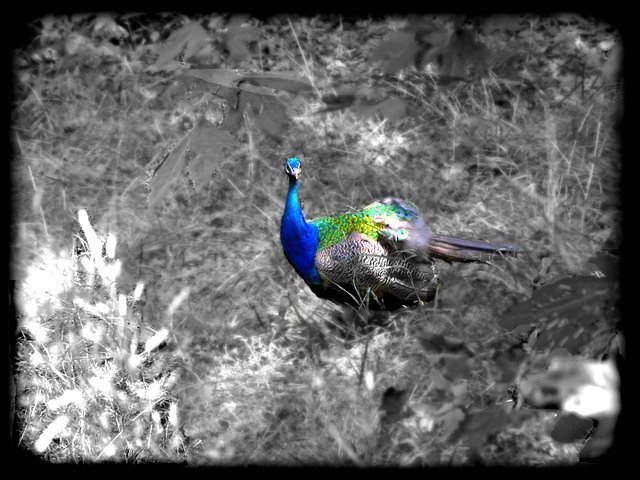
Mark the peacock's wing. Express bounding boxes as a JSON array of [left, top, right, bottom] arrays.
[[308, 198, 441, 307], [312, 232, 439, 307]]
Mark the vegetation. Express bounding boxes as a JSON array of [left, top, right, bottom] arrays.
[[11, 13, 622, 465]]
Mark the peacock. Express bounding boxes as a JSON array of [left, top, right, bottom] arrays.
[[280, 157, 517, 310]]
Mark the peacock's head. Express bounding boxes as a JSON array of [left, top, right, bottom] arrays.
[[285, 157, 301, 180]]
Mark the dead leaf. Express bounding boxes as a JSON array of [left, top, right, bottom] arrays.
[[520, 358, 619, 418], [550, 414, 594, 443], [92, 13, 128, 39], [224, 17, 258, 64], [353, 97, 411, 122], [65, 33, 90, 56], [181, 69, 309, 98], [488, 336, 528, 384], [435, 279, 473, 306], [439, 407, 465, 441], [438, 355, 474, 381], [602, 44, 622, 85], [369, 30, 420, 74], [441, 28, 490, 79], [417, 331, 473, 356], [147, 135, 191, 207], [429, 367, 453, 390], [583, 251, 620, 279], [498, 275, 619, 355], [226, 89, 289, 140], [93, 42, 121, 58], [418, 332, 475, 382], [249, 95, 289, 141], [181, 68, 243, 90], [447, 406, 509, 447], [319, 85, 380, 113], [152, 22, 209, 69], [185, 119, 237, 190], [446, 406, 535, 448], [481, 14, 527, 34], [450, 382, 469, 406], [320, 87, 358, 112], [380, 387, 411, 423], [580, 416, 617, 461], [239, 71, 314, 95]]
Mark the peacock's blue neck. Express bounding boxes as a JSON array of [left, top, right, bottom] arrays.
[[280, 177, 322, 284]]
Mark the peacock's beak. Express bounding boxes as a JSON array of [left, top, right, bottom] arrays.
[[287, 166, 301, 179]]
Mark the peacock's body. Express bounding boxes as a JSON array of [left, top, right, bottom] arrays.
[[280, 157, 517, 310]]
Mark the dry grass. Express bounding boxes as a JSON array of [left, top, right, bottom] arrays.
[[11, 14, 620, 465], [12, 211, 187, 461]]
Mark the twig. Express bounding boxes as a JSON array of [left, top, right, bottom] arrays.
[[357, 336, 370, 389], [27, 165, 50, 243], [287, 18, 321, 98]]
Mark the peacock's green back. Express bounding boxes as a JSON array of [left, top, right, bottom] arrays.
[[310, 200, 424, 251]]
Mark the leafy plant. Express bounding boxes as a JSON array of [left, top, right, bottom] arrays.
[[498, 274, 618, 356], [148, 69, 313, 205], [369, 19, 491, 83], [151, 21, 210, 70], [223, 16, 259, 64], [148, 118, 237, 206]]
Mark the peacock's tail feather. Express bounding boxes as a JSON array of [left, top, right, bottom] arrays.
[[428, 234, 518, 263]]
